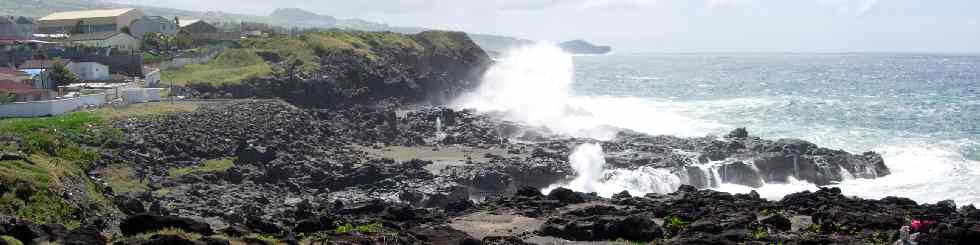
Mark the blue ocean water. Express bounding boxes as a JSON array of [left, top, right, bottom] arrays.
[[457, 46, 980, 205], [569, 53, 980, 204]]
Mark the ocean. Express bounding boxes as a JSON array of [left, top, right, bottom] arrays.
[[455, 45, 980, 205]]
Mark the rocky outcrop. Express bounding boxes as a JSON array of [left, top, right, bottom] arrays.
[[187, 30, 492, 108]]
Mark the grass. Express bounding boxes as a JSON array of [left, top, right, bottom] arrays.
[[0, 104, 199, 227], [162, 49, 272, 86], [334, 222, 385, 234], [88, 103, 199, 121], [0, 156, 86, 228], [169, 157, 236, 178], [100, 164, 148, 194], [0, 235, 23, 245], [0, 92, 15, 104]]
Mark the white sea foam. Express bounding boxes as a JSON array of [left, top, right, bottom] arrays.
[[544, 143, 683, 197]]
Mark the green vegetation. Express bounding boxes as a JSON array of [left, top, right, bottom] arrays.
[[335, 222, 385, 234], [162, 49, 272, 86], [246, 234, 280, 244], [805, 223, 822, 233], [88, 103, 198, 121], [752, 226, 768, 241], [169, 157, 236, 178], [0, 236, 23, 245], [50, 60, 79, 87], [664, 215, 690, 232], [0, 92, 16, 104], [101, 164, 148, 194], [0, 113, 122, 227], [416, 31, 461, 50], [0, 104, 200, 227]]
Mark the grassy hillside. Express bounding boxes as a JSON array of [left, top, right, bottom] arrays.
[[0, 103, 197, 227], [161, 49, 272, 86]]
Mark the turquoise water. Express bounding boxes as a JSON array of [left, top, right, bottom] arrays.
[[569, 53, 980, 204]]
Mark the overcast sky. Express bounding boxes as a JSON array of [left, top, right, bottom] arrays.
[[112, 0, 979, 53]]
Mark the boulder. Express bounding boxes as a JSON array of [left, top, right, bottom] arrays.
[[62, 225, 107, 245], [120, 214, 213, 236], [761, 214, 792, 232], [547, 187, 585, 204], [140, 234, 199, 245]]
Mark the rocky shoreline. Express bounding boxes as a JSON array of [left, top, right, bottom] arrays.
[[2, 100, 977, 244]]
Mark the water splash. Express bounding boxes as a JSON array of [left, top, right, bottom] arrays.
[[544, 143, 682, 197]]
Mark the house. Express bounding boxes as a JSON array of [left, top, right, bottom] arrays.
[[179, 19, 238, 41], [67, 62, 110, 81], [0, 79, 47, 102], [68, 32, 141, 50], [0, 68, 31, 82], [0, 16, 37, 39], [131, 16, 178, 38], [38, 8, 144, 34], [18, 59, 67, 90]]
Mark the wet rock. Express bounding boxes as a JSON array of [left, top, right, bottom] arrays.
[[515, 186, 543, 197], [141, 234, 198, 245], [408, 226, 475, 245], [762, 214, 792, 232], [726, 128, 749, 139], [62, 225, 107, 245], [246, 217, 282, 235], [120, 214, 213, 236], [199, 237, 231, 245], [292, 216, 337, 234], [719, 161, 763, 188], [40, 223, 67, 242], [4, 219, 45, 244], [547, 187, 585, 204]]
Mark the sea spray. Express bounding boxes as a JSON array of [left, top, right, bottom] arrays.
[[453, 43, 726, 140], [544, 143, 682, 197], [453, 43, 575, 128], [567, 143, 606, 193]]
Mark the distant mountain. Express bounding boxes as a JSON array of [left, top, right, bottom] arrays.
[[559, 40, 612, 54], [269, 8, 337, 27]]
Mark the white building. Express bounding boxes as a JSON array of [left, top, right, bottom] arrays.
[[67, 32, 141, 50], [38, 8, 144, 34], [67, 62, 110, 81]]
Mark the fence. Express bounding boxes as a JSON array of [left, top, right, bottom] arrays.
[[0, 93, 106, 118]]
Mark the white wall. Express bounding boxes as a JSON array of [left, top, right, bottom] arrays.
[[68, 62, 111, 81], [0, 93, 106, 118]]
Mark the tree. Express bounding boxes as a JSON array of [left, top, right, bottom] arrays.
[[121, 26, 131, 35], [49, 61, 79, 87]]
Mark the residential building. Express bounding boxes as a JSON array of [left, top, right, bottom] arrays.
[[66, 62, 110, 81], [0, 79, 46, 102], [0, 16, 37, 39], [131, 16, 178, 38], [17, 60, 56, 90], [38, 8, 144, 34], [179, 19, 238, 41], [68, 32, 141, 50]]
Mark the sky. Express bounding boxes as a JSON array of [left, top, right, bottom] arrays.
[[111, 0, 980, 53]]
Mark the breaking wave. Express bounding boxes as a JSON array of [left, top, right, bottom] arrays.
[[454, 43, 980, 204]]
